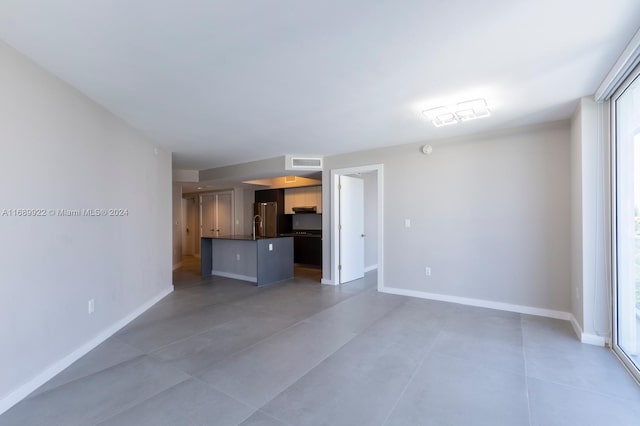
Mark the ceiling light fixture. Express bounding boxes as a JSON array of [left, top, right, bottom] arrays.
[[422, 98, 491, 127]]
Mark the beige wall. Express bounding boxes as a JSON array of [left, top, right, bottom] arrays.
[[0, 41, 172, 410], [323, 121, 571, 313]]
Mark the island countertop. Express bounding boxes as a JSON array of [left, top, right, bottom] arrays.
[[202, 235, 289, 241]]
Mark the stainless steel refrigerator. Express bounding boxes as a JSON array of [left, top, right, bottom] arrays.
[[253, 202, 278, 237]]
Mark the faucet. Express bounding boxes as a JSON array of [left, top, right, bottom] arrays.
[[252, 214, 262, 240]]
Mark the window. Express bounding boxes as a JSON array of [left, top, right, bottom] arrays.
[[612, 63, 640, 381]]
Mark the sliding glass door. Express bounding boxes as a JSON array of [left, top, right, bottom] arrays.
[[613, 64, 640, 381]]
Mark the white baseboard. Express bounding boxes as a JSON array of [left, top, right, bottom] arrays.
[[172, 261, 183, 271], [364, 264, 378, 273], [321, 278, 336, 285], [0, 287, 173, 416], [380, 286, 571, 320], [569, 314, 609, 346], [211, 270, 257, 283]]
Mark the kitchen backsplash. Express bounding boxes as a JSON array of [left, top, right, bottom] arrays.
[[292, 214, 322, 230]]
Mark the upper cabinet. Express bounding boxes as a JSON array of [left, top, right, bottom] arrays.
[[284, 186, 322, 214]]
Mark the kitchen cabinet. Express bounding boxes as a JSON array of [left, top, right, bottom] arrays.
[[293, 236, 322, 266], [201, 236, 294, 285], [255, 189, 283, 204], [284, 186, 322, 214], [254, 189, 288, 234]]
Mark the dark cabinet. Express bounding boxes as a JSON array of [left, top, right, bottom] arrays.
[[293, 236, 322, 266], [254, 189, 290, 234], [255, 189, 283, 204]]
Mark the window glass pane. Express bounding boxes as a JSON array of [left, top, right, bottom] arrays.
[[615, 71, 640, 373]]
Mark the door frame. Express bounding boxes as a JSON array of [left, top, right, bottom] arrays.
[[330, 164, 384, 290], [610, 64, 640, 383]]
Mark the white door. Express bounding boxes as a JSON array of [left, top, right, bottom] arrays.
[[201, 194, 217, 238], [216, 192, 233, 236], [184, 196, 197, 255], [201, 192, 234, 238], [339, 175, 365, 283]]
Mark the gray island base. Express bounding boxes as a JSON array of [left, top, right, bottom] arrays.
[[201, 236, 293, 286]]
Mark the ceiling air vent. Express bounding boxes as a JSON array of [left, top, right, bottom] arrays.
[[286, 155, 323, 170]]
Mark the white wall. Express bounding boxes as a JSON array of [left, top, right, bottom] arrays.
[[0, 41, 173, 410], [570, 97, 610, 342], [323, 122, 571, 313]]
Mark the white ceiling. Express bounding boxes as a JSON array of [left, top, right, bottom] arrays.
[[1, 0, 639, 170]]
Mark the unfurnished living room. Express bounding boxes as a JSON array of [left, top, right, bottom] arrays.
[[2, 1, 640, 425]]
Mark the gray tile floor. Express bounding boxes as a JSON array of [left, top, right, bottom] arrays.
[[2, 267, 639, 425]]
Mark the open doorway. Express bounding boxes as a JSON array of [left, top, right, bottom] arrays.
[[182, 194, 200, 257], [175, 190, 235, 287], [330, 164, 384, 290]]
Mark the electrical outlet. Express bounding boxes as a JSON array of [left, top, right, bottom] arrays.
[[88, 299, 95, 314], [269, 243, 273, 251], [236, 254, 240, 261], [405, 219, 411, 228], [425, 267, 431, 276]]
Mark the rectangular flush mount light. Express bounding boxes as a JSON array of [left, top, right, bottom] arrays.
[[422, 98, 490, 127]]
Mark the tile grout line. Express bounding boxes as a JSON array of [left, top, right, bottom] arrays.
[[521, 315, 534, 426], [521, 327, 640, 404], [24, 353, 149, 401], [250, 409, 295, 426], [380, 330, 443, 426], [93, 373, 192, 425], [525, 373, 640, 405], [202, 291, 399, 419], [143, 305, 300, 356], [183, 285, 383, 372]]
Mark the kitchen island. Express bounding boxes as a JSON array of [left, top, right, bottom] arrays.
[[201, 235, 293, 286]]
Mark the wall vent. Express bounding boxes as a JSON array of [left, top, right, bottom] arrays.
[[287, 156, 323, 170]]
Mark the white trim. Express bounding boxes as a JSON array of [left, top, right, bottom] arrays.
[[595, 27, 640, 101], [569, 314, 609, 347], [364, 264, 378, 273], [321, 278, 335, 285], [381, 286, 571, 320], [172, 261, 183, 271], [210, 270, 257, 283], [0, 287, 173, 415]]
